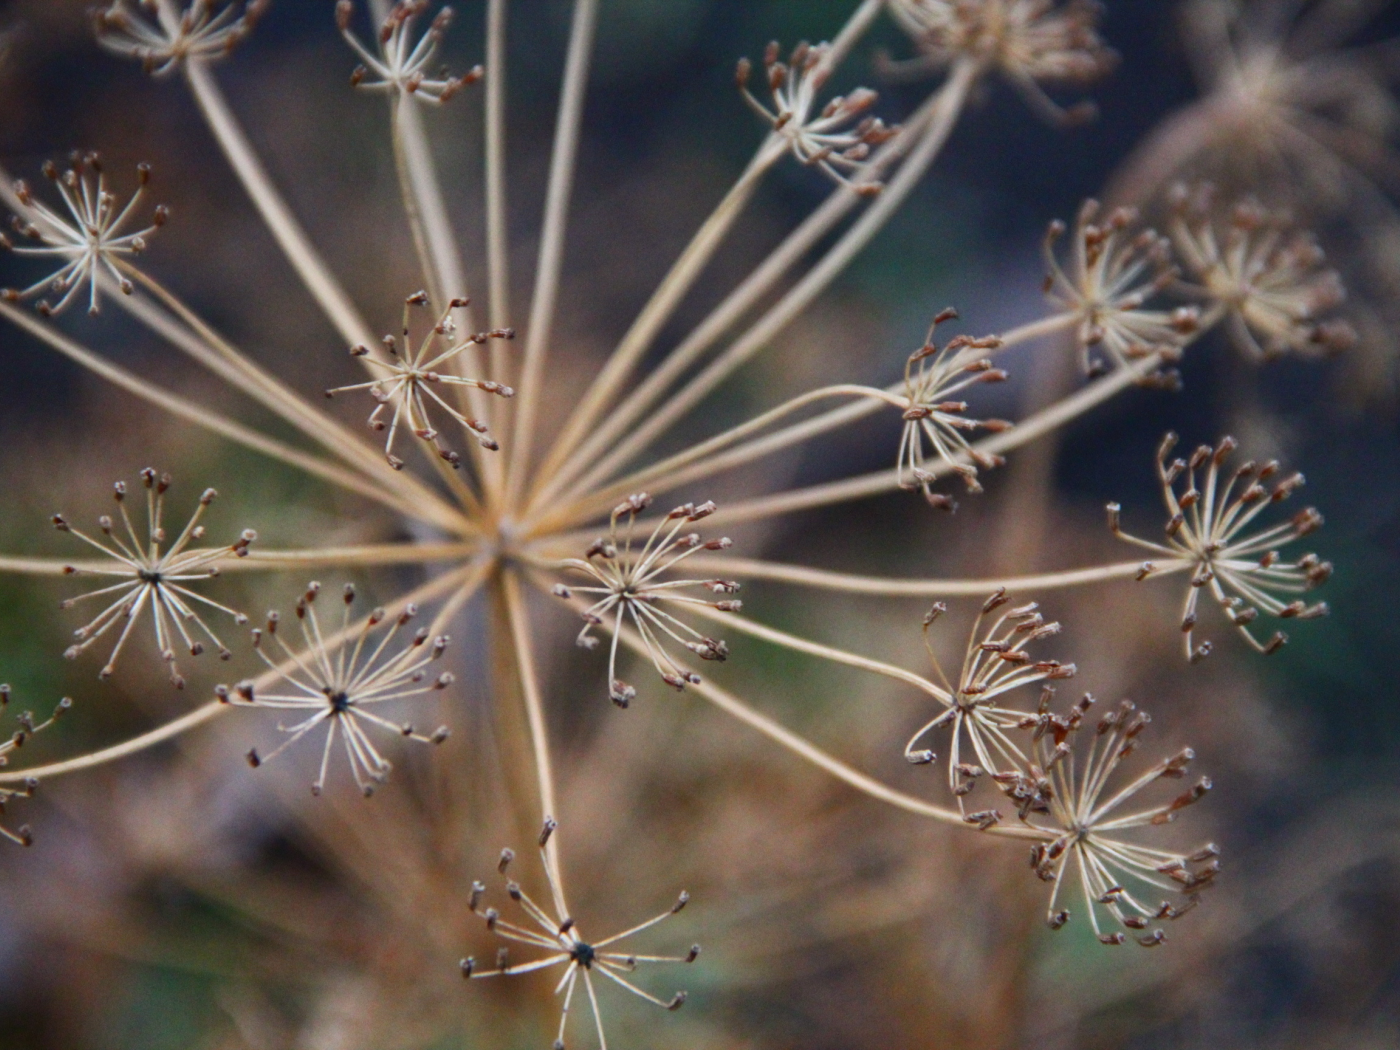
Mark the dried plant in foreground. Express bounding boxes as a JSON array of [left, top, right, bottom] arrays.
[[0, 0, 1363, 1045]]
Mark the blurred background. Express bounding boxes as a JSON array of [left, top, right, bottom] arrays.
[[0, 0, 1398, 1047]]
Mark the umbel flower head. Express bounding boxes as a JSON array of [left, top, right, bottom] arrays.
[[93, 0, 268, 76], [884, 0, 1115, 124], [1020, 694, 1217, 946], [1168, 185, 1357, 362], [554, 495, 740, 708], [221, 583, 452, 797], [904, 590, 1077, 813], [737, 40, 897, 194], [336, 0, 483, 103], [463, 821, 698, 1050], [1109, 433, 1331, 661], [0, 686, 73, 847], [1043, 199, 1199, 382], [1, 153, 167, 316], [52, 469, 254, 688], [896, 306, 1011, 508], [325, 291, 514, 470]]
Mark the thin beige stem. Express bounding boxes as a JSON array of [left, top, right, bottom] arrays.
[[505, 0, 599, 508], [538, 314, 1079, 532], [535, 384, 902, 531], [183, 61, 376, 348], [235, 542, 479, 571], [428, 555, 496, 636], [604, 616, 1037, 837], [684, 555, 1189, 596], [699, 349, 1171, 530], [117, 268, 464, 520], [685, 601, 946, 699], [390, 97, 502, 493], [0, 699, 230, 785], [501, 567, 565, 892], [0, 302, 466, 531], [0, 566, 473, 785], [538, 63, 977, 505], [0, 555, 101, 576], [529, 146, 782, 499], [485, 0, 512, 340], [576, 61, 980, 496]]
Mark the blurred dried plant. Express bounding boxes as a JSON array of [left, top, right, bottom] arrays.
[[0, 0, 1382, 1047]]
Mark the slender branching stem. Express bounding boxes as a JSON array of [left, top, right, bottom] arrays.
[[544, 314, 1080, 531], [535, 385, 905, 536], [503, 568, 567, 903], [0, 559, 482, 785], [602, 612, 1038, 837], [529, 144, 783, 499], [699, 349, 1174, 530], [536, 62, 979, 507], [506, 0, 600, 510], [118, 267, 461, 516], [0, 301, 467, 531], [485, 0, 512, 341], [236, 542, 481, 571], [684, 601, 948, 700], [183, 60, 376, 348], [0, 699, 230, 785], [687, 555, 1189, 596]]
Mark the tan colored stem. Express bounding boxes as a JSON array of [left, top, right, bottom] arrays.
[[0, 302, 456, 529], [686, 555, 1186, 596], [685, 599, 947, 699], [545, 61, 980, 507], [183, 61, 376, 349], [0, 563, 477, 785], [502, 568, 566, 900], [506, 0, 600, 509]]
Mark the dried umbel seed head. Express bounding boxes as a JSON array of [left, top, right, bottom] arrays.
[[1020, 696, 1216, 946], [93, 0, 268, 76], [55, 471, 252, 688], [737, 40, 898, 194], [897, 308, 1011, 508], [337, 0, 483, 103], [1169, 185, 1356, 362], [2, 153, 167, 316], [554, 494, 740, 707], [325, 291, 514, 469], [222, 583, 452, 796], [885, 0, 1115, 125], [0, 691, 74, 846], [905, 591, 1077, 805], [1043, 199, 1198, 384], [1109, 433, 1331, 660], [465, 824, 697, 1048]]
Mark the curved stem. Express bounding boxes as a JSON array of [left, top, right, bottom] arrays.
[[609, 617, 1038, 838], [235, 542, 479, 571], [117, 268, 464, 522], [683, 555, 1187, 597], [537, 384, 903, 531], [183, 60, 376, 348], [0, 561, 479, 785], [529, 145, 782, 501], [684, 601, 948, 700], [502, 568, 566, 896], [0, 699, 230, 784], [535, 80, 958, 510], [506, 0, 599, 509], [546, 60, 980, 508], [701, 349, 1172, 530], [0, 301, 461, 530]]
